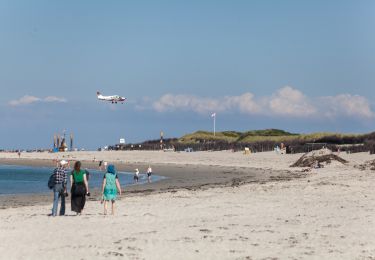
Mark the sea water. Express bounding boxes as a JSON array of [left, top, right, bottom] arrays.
[[0, 165, 164, 195]]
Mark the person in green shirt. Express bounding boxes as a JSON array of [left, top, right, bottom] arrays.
[[70, 161, 89, 215]]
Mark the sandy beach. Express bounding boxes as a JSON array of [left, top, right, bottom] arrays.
[[2, 0, 375, 258], [0, 151, 375, 259]]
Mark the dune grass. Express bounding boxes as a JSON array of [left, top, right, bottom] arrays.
[[179, 129, 361, 144], [179, 131, 240, 143]]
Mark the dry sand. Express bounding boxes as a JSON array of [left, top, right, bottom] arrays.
[[0, 151, 374, 259], [0, 150, 311, 171]]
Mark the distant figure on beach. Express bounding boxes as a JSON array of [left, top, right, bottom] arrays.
[[134, 168, 139, 183], [101, 164, 122, 215], [53, 159, 59, 167], [51, 160, 68, 217], [103, 161, 108, 171], [147, 166, 152, 183], [70, 161, 89, 215], [17, 151, 21, 158], [99, 160, 104, 170]]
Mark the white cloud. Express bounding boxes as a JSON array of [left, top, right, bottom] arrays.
[[153, 94, 221, 114], [268, 86, 316, 117], [8, 95, 41, 106], [153, 93, 261, 115], [9, 95, 67, 106], [150, 86, 374, 120], [44, 96, 67, 103], [322, 94, 374, 119], [224, 93, 262, 114]]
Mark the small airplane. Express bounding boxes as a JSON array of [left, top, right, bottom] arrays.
[[96, 91, 127, 104]]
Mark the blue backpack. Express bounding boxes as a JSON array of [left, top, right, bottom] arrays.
[[48, 173, 56, 189]]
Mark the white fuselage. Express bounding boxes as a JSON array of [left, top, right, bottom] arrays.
[[97, 93, 126, 103]]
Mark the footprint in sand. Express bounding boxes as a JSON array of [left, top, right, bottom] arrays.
[[105, 251, 124, 257], [218, 226, 229, 230], [238, 236, 249, 241], [224, 214, 238, 218], [142, 213, 155, 217], [199, 229, 212, 233], [127, 246, 142, 252], [113, 237, 137, 244]]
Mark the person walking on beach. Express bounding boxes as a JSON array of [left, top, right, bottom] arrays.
[[51, 160, 68, 216], [98, 160, 104, 171], [101, 165, 122, 215], [134, 168, 139, 183], [103, 161, 108, 171], [70, 161, 89, 215], [147, 165, 152, 183]]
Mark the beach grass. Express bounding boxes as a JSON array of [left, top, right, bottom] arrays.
[[179, 129, 361, 144]]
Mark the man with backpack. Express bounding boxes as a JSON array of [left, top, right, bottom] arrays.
[[50, 160, 69, 216]]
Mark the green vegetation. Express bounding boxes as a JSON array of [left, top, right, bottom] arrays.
[[178, 129, 361, 144], [179, 130, 240, 143], [237, 129, 298, 142]]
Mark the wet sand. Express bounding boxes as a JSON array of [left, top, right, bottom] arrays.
[[0, 158, 306, 209]]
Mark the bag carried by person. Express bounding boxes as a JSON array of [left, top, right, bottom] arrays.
[[48, 173, 56, 189]]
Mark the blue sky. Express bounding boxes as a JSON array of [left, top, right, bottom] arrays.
[[1, 0, 375, 149]]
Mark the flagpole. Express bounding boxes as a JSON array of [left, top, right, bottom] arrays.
[[213, 114, 216, 136], [211, 113, 216, 136]]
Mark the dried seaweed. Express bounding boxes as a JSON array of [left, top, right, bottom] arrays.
[[291, 154, 348, 168], [355, 160, 375, 171]]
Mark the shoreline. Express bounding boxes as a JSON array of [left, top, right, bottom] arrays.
[[0, 157, 306, 209]]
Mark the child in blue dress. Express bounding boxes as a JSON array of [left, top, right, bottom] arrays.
[[101, 164, 122, 215]]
